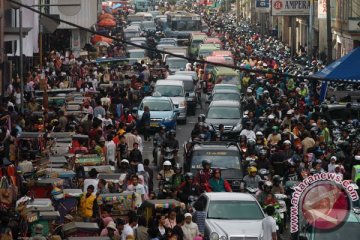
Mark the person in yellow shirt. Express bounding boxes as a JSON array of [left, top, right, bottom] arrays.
[[80, 185, 98, 222]]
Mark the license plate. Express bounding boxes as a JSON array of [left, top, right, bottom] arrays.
[[150, 123, 159, 127]]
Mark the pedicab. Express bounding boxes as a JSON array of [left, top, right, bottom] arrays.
[[48, 156, 68, 168], [137, 199, 185, 227], [62, 222, 100, 238], [29, 178, 63, 198], [17, 132, 45, 161], [83, 165, 115, 175], [19, 198, 60, 237], [54, 189, 83, 223], [45, 168, 76, 188], [75, 154, 105, 166], [97, 173, 127, 187], [98, 191, 136, 219], [70, 135, 89, 154]]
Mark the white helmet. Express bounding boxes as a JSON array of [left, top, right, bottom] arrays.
[[163, 161, 172, 166]]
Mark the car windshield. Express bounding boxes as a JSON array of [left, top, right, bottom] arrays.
[[213, 86, 237, 92], [207, 200, 264, 220], [191, 150, 241, 169], [141, 21, 155, 29], [166, 59, 188, 69], [207, 106, 241, 119], [129, 51, 145, 59], [140, 100, 172, 111], [213, 93, 240, 102], [156, 85, 184, 97], [218, 76, 239, 85]]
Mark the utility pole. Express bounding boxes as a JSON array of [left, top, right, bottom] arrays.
[[236, 0, 240, 24], [326, 0, 332, 63], [308, 0, 314, 58], [291, 17, 297, 56]]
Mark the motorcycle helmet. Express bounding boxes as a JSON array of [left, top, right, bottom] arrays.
[[198, 114, 206, 123], [169, 129, 176, 136], [174, 163, 182, 170], [159, 125, 166, 131], [185, 172, 194, 180], [202, 159, 211, 167], [213, 168, 221, 175], [264, 181, 273, 192], [355, 155, 360, 161], [163, 161, 172, 166], [272, 126, 279, 132], [259, 149, 267, 156], [273, 175, 282, 185], [247, 139, 256, 148], [248, 166, 257, 174], [256, 131, 264, 137]]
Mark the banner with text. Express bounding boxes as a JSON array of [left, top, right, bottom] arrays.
[[271, 0, 310, 16], [255, 0, 271, 13], [318, 0, 327, 19]]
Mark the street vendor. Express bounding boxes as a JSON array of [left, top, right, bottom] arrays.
[[79, 185, 99, 222]]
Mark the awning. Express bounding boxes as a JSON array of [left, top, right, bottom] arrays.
[[315, 47, 360, 102], [4, 27, 32, 41]]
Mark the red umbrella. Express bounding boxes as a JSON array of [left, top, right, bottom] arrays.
[[98, 13, 115, 20], [98, 18, 116, 28], [91, 35, 113, 45]]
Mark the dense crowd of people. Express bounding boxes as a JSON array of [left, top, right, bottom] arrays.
[[0, 3, 359, 240]]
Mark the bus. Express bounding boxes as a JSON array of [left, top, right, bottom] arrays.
[[164, 12, 203, 39], [209, 67, 241, 92], [189, 33, 207, 57]]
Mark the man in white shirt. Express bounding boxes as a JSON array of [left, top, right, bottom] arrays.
[[121, 215, 138, 240], [106, 134, 117, 166], [240, 121, 256, 141], [126, 175, 146, 207], [261, 205, 277, 240]]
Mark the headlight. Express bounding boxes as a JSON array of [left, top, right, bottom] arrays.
[[179, 101, 187, 107], [233, 123, 242, 131], [220, 236, 227, 240], [210, 232, 219, 240], [164, 116, 173, 121], [232, 180, 241, 186]]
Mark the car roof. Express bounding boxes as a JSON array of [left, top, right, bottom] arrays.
[[214, 84, 237, 87], [203, 192, 257, 201], [214, 66, 238, 74], [167, 75, 193, 81], [193, 142, 239, 151], [155, 80, 183, 86], [209, 100, 240, 107], [128, 49, 145, 52], [143, 96, 171, 101], [213, 89, 240, 94]]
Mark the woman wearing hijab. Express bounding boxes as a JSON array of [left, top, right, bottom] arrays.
[[137, 163, 149, 194], [181, 213, 200, 240]]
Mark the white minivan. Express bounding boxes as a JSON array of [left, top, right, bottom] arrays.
[[154, 80, 187, 123]]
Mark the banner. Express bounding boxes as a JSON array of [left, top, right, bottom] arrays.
[[318, 0, 327, 19], [255, 0, 270, 13], [271, 0, 310, 16]]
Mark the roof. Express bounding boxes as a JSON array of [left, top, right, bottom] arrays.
[[193, 142, 239, 152], [128, 49, 145, 52], [204, 192, 257, 201], [209, 100, 241, 107], [143, 96, 172, 101], [199, 44, 221, 50], [213, 83, 238, 88], [213, 89, 241, 94], [167, 75, 193, 81], [155, 80, 183, 86], [213, 66, 238, 74]]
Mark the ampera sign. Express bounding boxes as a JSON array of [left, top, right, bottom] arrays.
[[271, 0, 310, 16]]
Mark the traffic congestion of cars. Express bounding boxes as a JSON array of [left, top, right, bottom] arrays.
[[1, 1, 360, 240]]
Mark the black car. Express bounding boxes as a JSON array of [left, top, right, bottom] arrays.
[[183, 141, 243, 191]]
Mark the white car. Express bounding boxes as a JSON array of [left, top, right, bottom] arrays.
[[194, 192, 265, 240]]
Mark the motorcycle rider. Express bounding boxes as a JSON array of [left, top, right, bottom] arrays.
[[162, 130, 179, 161], [171, 163, 184, 190], [157, 161, 175, 198], [240, 121, 256, 141], [153, 125, 166, 159], [255, 149, 272, 171], [243, 166, 262, 189], [206, 168, 232, 192], [177, 173, 201, 203], [271, 175, 285, 194], [257, 181, 277, 207], [194, 160, 213, 192]]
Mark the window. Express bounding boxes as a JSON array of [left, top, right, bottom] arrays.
[[207, 201, 264, 220], [207, 106, 241, 119]]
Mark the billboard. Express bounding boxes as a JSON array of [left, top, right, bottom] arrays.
[[318, 0, 327, 19], [255, 0, 270, 13], [271, 0, 310, 16]]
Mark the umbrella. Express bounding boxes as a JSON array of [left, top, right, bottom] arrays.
[[98, 13, 114, 20], [91, 35, 113, 45], [96, 41, 110, 47], [112, 3, 122, 9], [98, 18, 116, 28]]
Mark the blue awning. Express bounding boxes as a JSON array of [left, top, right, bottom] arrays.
[[314, 47, 360, 82], [316, 47, 360, 102]]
